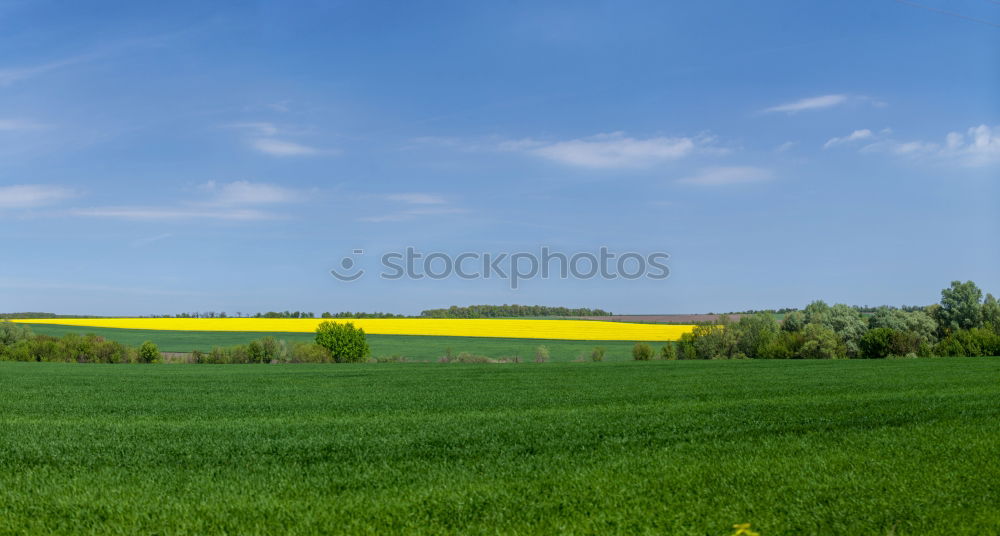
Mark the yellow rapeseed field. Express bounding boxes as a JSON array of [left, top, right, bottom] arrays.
[[11, 318, 695, 341]]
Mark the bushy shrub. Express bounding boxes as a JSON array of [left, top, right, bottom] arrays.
[[288, 342, 333, 363], [138, 341, 161, 364], [781, 311, 805, 332], [0, 321, 33, 346], [659, 343, 677, 360], [677, 317, 739, 359], [869, 308, 938, 345], [374, 355, 407, 363], [315, 321, 371, 363], [591, 346, 605, 362], [259, 336, 283, 362], [198, 337, 292, 364], [89, 337, 131, 363], [859, 327, 896, 358], [798, 324, 845, 359], [677, 333, 697, 359], [534, 345, 550, 363], [206, 346, 230, 364], [247, 340, 265, 363], [0, 340, 33, 361], [0, 332, 137, 363], [820, 304, 867, 357], [933, 328, 1000, 357], [455, 352, 494, 363], [734, 313, 778, 358], [632, 342, 654, 361], [30, 336, 62, 362], [759, 331, 804, 359], [981, 293, 1000, 336], [440, 352, 494, 363]]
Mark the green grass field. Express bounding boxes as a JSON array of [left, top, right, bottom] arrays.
[[21, 323, 658, 361], [2, 359, 999, 535]]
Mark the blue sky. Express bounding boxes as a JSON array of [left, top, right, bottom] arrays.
[[1, 0, 998, 316]]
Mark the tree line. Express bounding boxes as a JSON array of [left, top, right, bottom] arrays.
[[419, 304, 612, 318], [0, 321, 370, 364], [718, 304, 927, 315], [0, 323, 163, 364], [5, 306, 606, 320], [675, 281, 1000, 359]]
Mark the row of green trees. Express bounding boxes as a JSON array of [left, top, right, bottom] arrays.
[[192, 337, 336, 364], [0, 312, 95, 319], [181, 322, 372, 364], [676, 281, 1000, 359], [420, 304, 612, 318], [0, 320, 373, 364], [0, 323, 162, 363]]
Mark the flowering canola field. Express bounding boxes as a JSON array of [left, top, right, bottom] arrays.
[[11, 318, 695, 341]]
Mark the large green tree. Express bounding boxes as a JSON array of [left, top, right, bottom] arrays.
[[315, 321, 371, 363], [982, 293, 1000, 333], [802, 300, 830, 325], [735, 313, 779, 358], [0, 321, 33, 346], [781, 310, 805, 332], [816, 304, 867, 357], [936, 280, 983, 334], [869, 307, 938, 344], [797, 323, 845, 359]]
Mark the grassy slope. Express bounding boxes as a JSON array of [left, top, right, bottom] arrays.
[[1, 359, 999, 535], [21, 323, 659, 361]]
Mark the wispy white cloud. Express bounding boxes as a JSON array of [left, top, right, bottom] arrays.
[[227, 122, 333, 157], [130, 233, 173, 248], [266, 100, 291, 113], [359, 192, 463, 222], [408, 136, 471, 150], [824, 129, 874, 149], [0, 277, 205, 297], [386, 193, 446, 204], [199, 180, 305, 205], [858, 124, 1000, 167], [523, 132, 699, 168], [0, 184, 75, 209], [251, 138, 328, 157], [0, 34, 179, 88], [72, 206, 279, 221], [0, 119, 47, 131], [228, 122, 279, 136], [775, 141, 797, 153], [762, 94, 849, 114], [944, 124, 1000, 166], [359, 207, 468, 223], [676, 166, 774, 186], [0, 55, 94, 87], [413, 131, 723, 169], [74, 181, 308, 221]]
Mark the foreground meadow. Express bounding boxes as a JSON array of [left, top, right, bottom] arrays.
[[1, 359, 999, 535]]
